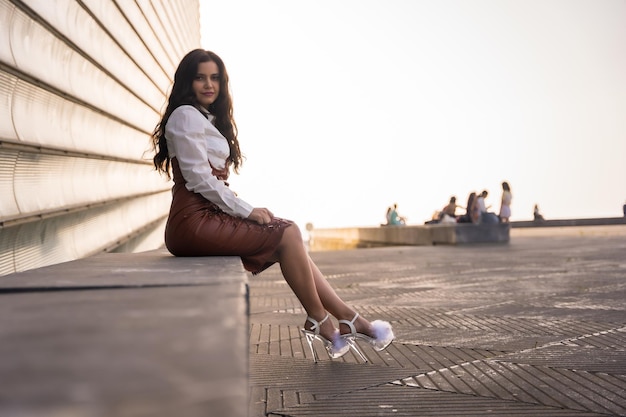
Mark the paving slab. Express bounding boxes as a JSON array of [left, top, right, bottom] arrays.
[[248, 228, 626, 416]]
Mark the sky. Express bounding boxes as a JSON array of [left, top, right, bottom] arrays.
[[199, 0, 626, 230]]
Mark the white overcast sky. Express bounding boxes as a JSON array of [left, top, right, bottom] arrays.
[[199, 0, 626, 229]]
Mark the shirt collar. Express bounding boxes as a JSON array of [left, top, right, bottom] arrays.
[[196, 106, 216, 123]]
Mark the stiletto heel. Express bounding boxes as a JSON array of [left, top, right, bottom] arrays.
[[301, 314, 349, 363], [339, 313, 395, 357], [345, 338, 369, 363], [302, 331, 320, 363]]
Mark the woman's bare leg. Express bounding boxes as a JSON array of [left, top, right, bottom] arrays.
[[307, 257, 375, 337], [273, 225, 336, 340]]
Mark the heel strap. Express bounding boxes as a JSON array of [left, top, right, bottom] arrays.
[[338, 312, 359, 336], [306, 313, 330, 335]]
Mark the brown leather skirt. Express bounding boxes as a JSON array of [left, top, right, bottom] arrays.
[[165, 158, 293, 274]]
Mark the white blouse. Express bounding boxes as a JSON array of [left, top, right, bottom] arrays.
[[165, 105, 253, 218]]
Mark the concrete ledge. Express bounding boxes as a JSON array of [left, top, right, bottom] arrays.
[[360, 225, 434, 246], [511, 216, 626, 228], [309, 218, 626, 250], [0, 248, 248, 417], [309, 223, 509, 250], [309, 225, 431, 250]]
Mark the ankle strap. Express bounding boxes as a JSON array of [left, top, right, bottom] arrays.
[[306, 313, 330, 335], [338, 313, 359, 335]]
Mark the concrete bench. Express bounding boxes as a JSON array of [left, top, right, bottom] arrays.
[[0, 248, 248, 417], [431, 222, 510, 244]]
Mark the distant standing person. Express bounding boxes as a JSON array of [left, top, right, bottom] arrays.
[[499, 181, 512, 223], [533, 204, 545, 222]]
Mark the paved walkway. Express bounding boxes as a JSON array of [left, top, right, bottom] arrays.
[[248, 228, 626, 416]]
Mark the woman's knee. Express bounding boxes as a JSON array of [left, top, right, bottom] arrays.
[[276, 223, 303, 253], [283, 223, 303, 243]]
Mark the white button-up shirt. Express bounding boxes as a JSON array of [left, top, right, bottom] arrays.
[[165, 105, 253, 218]]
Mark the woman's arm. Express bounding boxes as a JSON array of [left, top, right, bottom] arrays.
[[165, 106, 253, 218]]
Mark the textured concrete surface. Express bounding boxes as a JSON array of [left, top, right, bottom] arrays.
[[249, 226, 626, 416], [0, 249, 249, 417]]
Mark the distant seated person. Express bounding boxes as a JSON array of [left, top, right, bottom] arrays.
[[471, 190, 487, 223], [473, 190, 499, 224], [424, 210, 441, 225], [439, 196, 461, 223], [533, 204, 545, 222], [386, 203, 406, 226], [457, 192, 476, 223]]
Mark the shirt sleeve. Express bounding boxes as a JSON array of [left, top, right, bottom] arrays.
[[165, 106, 254, 218]]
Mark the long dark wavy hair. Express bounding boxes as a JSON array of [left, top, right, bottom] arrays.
[[152, 49, 242, 178]]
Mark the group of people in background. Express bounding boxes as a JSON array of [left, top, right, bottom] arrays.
[[385, 181, 552, 226], [429, 181, 513, 225], [385, 203, 407, 226]]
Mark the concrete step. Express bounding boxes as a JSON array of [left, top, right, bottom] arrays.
[[0, 249, 249, 417]]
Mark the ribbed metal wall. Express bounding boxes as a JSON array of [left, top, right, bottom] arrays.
[[0, 0, 200, 275]]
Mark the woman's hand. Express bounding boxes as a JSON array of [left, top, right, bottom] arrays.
[[210, 163, 230, 181], [248, 208, 274, 225]]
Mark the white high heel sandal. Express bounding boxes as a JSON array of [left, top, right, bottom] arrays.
[[339, 313, 395, 363], [301, 313, 349, 363]]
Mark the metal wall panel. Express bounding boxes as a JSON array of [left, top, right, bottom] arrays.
[[1, 192, 171, 275], [0, 148, 171, 221], [110, 218, 167, 254], [0, 226, 17, 274], [23, 0, 166, 109], [6, 5, 158, 132], [10, 79, 75, 150], [9, 78, 151, 158], [151, 0, 187, 58], [134, 0, 181, 62], [0, 1, 13, 64], [0, 151, 19, 217], [114, 0, 176, 81], [0, 73, 17, 141], [0, 0, 200, 275], [11, 152, 167, 216]]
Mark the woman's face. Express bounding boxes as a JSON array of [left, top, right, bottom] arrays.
[[193, 61, 220, 110]]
